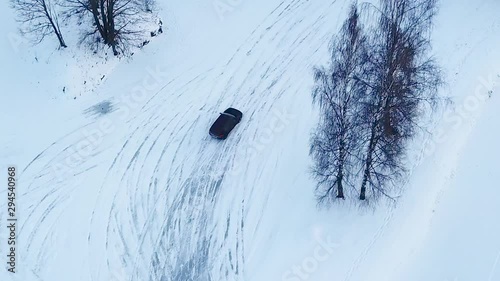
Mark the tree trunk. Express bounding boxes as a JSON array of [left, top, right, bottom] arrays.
[[360, 122, 377, 200], [337, 138, 346, 199], [336, 169, 345, 199], [41, 1, 67, 48], [90, 0, 106, 41], [49, 19, 67, 48], [54, 29, 67, 48], [107, 0, 118, 55], [100, 0, 108, 41], [359, 158, 370, 200]]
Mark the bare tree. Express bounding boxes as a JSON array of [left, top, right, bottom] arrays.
[[11, 0, 67, 48], [357, 0, 443, 200], [310, 4, 368, 202], [142, 0, 155, 12], [65, 0, 146, 55]]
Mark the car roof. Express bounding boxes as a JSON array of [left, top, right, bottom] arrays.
[[210, 114, 237, 135]]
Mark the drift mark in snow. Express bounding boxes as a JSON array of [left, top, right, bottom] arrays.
[[13, 0, 344, 280]]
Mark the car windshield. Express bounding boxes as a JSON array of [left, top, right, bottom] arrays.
[[221, 112, 236, 118]]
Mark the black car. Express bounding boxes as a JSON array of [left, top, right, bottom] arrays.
[[209, 108, 243, 139]]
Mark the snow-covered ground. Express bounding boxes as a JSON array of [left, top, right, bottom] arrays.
[[1, 0, 499, 281]]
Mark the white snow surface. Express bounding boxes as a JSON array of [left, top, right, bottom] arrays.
[[1, 0, 500, 281]]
